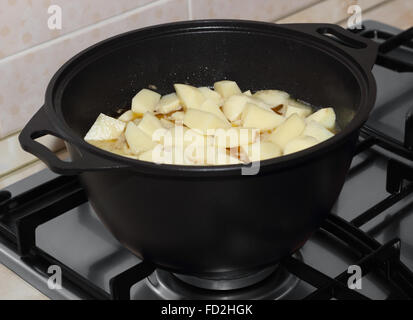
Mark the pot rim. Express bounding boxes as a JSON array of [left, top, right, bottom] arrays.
[[44, 19, 377, 176]]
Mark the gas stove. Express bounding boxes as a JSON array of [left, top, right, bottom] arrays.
[[1, 20, 413, 300]]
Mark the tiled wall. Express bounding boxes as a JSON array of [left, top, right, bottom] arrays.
[[0, 0, 412, 186]]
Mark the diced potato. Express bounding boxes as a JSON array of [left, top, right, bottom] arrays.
[[204, 146, 241, 165], [161, 126, 189, 147], [184, 109, 231, 134], [200, 99, 230, 124], [241, 103, 285, 131], [306, 107, 336, 130], [198, 87, 223, 106], [125, 122, 157, 154], [138, 149, 155, 162], [85, 113, 126, 141], [131, 89, 161, 114], [222, 94, 250, 121], [156, 93, 182, 114], [303, 121, 334, 142], [253, 90, 290, 107], [174, 84, 206, 110], [214, 80, 242, 99], [285, 99, 312, 118], [284, 136, 319, 155], [118, 110, 138, 122], [160, 118, 175, 129], [137, 112, 163, 138], [241, 141, 282, 162], [170, 111, 185, 124], [269, 114, 306, 149], [243, 90, 252, 96], [214, 127, 259, 148]]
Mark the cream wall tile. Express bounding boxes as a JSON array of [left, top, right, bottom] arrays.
[[0, 149, 67, 189], [0, 263, 48, 300], [277, 0, 389, 24], [0, 132, 64, 177], [0, 0, 188, 138], [191, 0, 320, 21], [361, 0, 413, 29], [0, 0, 157, 58]]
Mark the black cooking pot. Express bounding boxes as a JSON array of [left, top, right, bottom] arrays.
[[19, 20, 377, 278]]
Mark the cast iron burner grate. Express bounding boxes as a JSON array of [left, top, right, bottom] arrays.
[[1, 22, 413, 300]]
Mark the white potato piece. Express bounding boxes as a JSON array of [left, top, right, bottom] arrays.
[[269, 114, 306, 149], [184, 109, 231, 134], [241, 103, 285, 131], [285, 99, 312, 118], [303, 121, 334, 142], [214, 127, 259, 148], [253, 90, 290, 107], [200, 99, 230, 124], [118, 110, 138, 122], [174, 84, 206, 110], [125, 122, 157, 154], [214, 80, 242, 98], [156, 93, 182, 114], [160, 118, 175, 129], [284, 136, 319, 155], [241, 141, 282, 162], [306, 107, 336, 130], [204, 146, 241, 165], [198, 87, 223, 105], [138, 149, 155, 162], [137, 112, 163, 138], [85, 113, 126, 141], [243, 90, 252, 96], [169, 111, 185, 124], [132, 89, 161, 114], [222, 94, 250, 122]]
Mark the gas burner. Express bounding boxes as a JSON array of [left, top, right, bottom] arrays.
[[144, 254, 301, 300]]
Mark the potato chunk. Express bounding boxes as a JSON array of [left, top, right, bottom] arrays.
[[184, 109, 231, 134], [241, 141, 282, 162], [241, 103, 285, 131], [198, 87, 223, 106], [137, 112, 163, 138], [132, 89, 161, 114], [169, 111, 185, 124], [284, 136, 319, 155], [306, 107, 336, 130], [118, 110, 138, 122], [285, 99, 312, 118], [200, 99, 230, 124], [214, 80, 242, 98], [269, 114, 306, 149], [156, 93, 182, 114], [160, 118, 175, 129], [222, 94, 250, 122], [125, 122, 157, 154], [303, 121, 334, 142], [85, 113, 126, 141], [174, 84, 206, 110], [214, 127, 259, 148], [253, 90, 289, 107]]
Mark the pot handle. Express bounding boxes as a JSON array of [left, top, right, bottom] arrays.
[[282, 23, 378, 71], [19, 107, 130, 175]]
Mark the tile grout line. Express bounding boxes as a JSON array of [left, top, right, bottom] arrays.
[[0, 0, 174, 66]]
